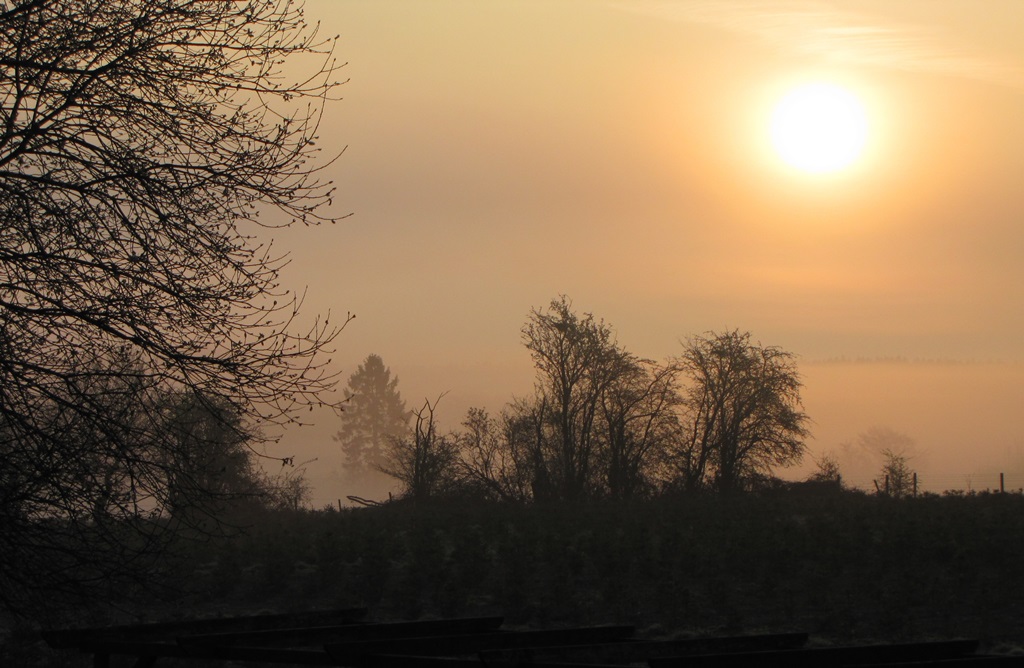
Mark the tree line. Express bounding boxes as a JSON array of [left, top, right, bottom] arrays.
[[336, 296, 812, 503]]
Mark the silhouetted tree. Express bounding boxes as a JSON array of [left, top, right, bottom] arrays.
[[877, 448, 916, 498], [671, 330, 809, 493], [160, 391, 267, 518], [149, 386, 311, 515], [464, 298, 682, 502], [457, 407, 528, 502], [333, 355, 410, 478], [3, 350, 159, 527], [492, 396, 554, 502], [520, 296, 635, 500], [0, 351, 279, 615], [0, 0, 345, 617], [808, 451, 843, 484], [599, 360, 682, 499], [493, 395, 548, 501], [264, 460, 314, 510], [380, 395, 461, 502]]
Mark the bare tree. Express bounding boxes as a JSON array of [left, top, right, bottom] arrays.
[[499, 395, 555, 502], [671, 330, 809, 493], [264, 459, 315, 511], [0, 0, 346, 617], [521, 296, 634, 500], [379, 395, 461, 502], [456, 407, 528, 502], [463, 297, 680, 503], [599, 360, 681, 499]]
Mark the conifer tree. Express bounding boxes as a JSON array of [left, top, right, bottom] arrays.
[[334, 355, 410, 477]]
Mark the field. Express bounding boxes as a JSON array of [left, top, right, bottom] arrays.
[[9, 489, 1024, 665], [181, 489, 1024, 637]]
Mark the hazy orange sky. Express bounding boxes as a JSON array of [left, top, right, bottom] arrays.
[[269, 1, 1024, 503]]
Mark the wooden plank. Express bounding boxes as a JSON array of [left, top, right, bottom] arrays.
[[649, 639, 981, 668], [480, 644, 633, 668], [856, 657, 1024, 668], [42, 607, 369, 648], [643, 632, 809, 656], [359, 654, 487, 668], [481, 660, 628, 668], [70, 639, 338, 665], [179, 616, 506, 648], [481, 633, 808, 667], [188, 644, 340, 665], [327, 627, 636, 664]]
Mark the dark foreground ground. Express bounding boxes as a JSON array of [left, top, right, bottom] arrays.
[[7, 489, 1024, 665]]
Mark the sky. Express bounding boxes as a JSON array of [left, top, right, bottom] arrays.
[[267, 0, 1024, 504]]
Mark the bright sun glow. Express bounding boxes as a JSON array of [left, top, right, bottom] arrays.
[[770, 83, 868, 174]]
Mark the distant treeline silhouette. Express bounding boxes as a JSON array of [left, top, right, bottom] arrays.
[[335, 301, 1024, 508], [335, 296, 813, 504]]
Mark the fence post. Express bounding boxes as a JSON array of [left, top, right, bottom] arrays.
[[1000, 472, 1005, 494]]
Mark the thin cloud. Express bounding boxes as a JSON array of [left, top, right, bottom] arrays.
[[613, 0, 1024, 88], [805, 356, 1008, 367]]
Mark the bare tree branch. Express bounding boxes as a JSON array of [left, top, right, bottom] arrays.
[[0, 0, 348, 618]]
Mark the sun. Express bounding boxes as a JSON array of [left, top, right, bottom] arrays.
[[770, 83, 868, 174]]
